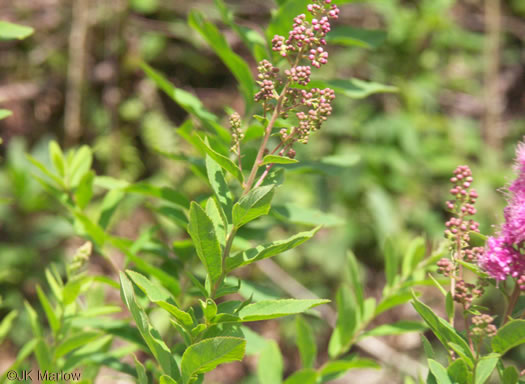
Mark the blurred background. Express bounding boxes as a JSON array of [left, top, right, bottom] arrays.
[[1, 0, 525, 382]]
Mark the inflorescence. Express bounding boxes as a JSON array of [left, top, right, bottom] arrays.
[[250, 0, 339, 149], [478, 142, 525, 287]]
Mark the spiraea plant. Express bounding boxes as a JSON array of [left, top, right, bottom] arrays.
[[11, 1, 433, 383], [412, 144, 525, 384]]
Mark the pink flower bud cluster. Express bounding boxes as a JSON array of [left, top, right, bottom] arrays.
[[517, 274, 525, 291], [255, 60, 280, 102], [271, 0, 338, 62], [454, 279, 483, 309], [471, 314, 497, 337], [258, 1, 338, 147], [308, 47, 329, 68], [285, 65, 311, 86], [444, 166, 480, 243], [291, 88, 335, 144], [479, 142, 525, 281], [229, 112, 244, 153]]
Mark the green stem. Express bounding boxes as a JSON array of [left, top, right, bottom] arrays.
[[502, 283, 520, 325], [211, 227, 237, 298], [242, 84, 289, 195]]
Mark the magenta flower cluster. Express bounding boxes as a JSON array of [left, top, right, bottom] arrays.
[[479, 143, 525, 284]]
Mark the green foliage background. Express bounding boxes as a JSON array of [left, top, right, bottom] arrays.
[[1, 0, 525, 382]]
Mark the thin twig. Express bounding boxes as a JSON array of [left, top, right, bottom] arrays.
[[65, 0, 90, 146]]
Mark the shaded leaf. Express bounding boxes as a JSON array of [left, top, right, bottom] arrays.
[[257, 340, 283, 384], [239, 299, 329, 322], [188, 202, 223, 283], [308, 78, 397, 99], [296, 316, 316, 369], [181, 337, 245, 384], [492, 320, 525, 355], [261, 155, 299, 166], [361, 321, 427, 338], [227, 228, 319, 272], [475, 355, 499, 384], [326, 26, 386, 49], [233, 185, 274, 227], [271, 203, 344, 227], [188, 10, 255, 108], [0, 21, 34, 40], [328, 286, 356, 358]]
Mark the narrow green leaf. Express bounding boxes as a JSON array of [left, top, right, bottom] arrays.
[[233, 185, 274, 227], [375, 292, 415, 316], [257, 341, 283, 384], [45, 268, 63, 302], [266, 0, 308, 43], [206, 155, 233, 222], [0, 310, 18, 343], [0, 109, 13, 120], [55, 331, 102, 358], [27, 154, 66, 189], [412, 293, 474, 361], [140, 62, 230, 142], [421, 334, 435, 359], [0, 21, 34, 40], [188, 201, 223, 283], [160, 376, 178, 384], [24, 301, 42, 338], [193, 134, 243, 182], [402, 237, 425, 278], [126, 182, 190, 209], [328, 286, 356, 358], [75, 170, 95, 209], [188, 10, 255, 108], [475, 355, 499, 384], [98, 189, 126, 229], [502, 366, 520, 384], [307, 78, 397, 99], [492, 320, 525, 355], [325, 26, 386, 49], [34, 338, 52, 374], [283, 369, 318, 384], [126, 270, 193, 326], [134, 355, 149, 384], [429, 273, 447, 296], [111, 238, 181, 296], [347, 250, 364, 316], [69, 145, 93, 187], [445, 292, 455, 323], [0, 339, 37, 384], [427, 359, 453, 384], [239, 299, 329, 322], [296, 316, 316, 369], [469, 231, 487, 247], [214, 0, 268, 62], [384, 238, 398, 289], [447, 358, 469, 384], [206, 197, 227, 244], [320, 359, 381, 376], [181, 337, 246, 384], [74, 211, 107, 246], [360, 321, 427, 338], [119, 272, 181, 380], [226, 227, 320, 272], [271, 203, 344, 227], [36, 285, 60, 335], [49, 141, 66, 177], [260, 155, 299, 166]]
